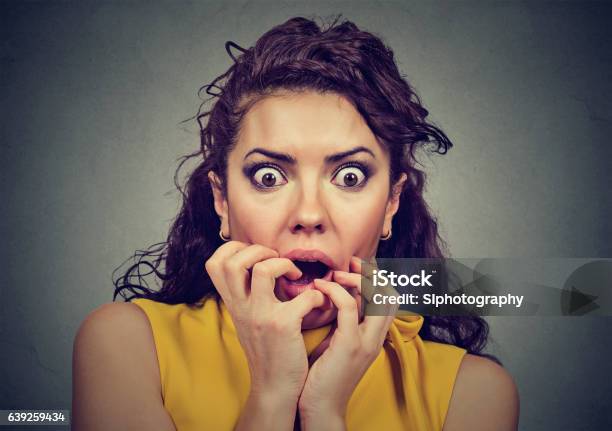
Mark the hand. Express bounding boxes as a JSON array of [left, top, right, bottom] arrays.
[[298, 256, 398, 428], [205, 241, 326, 429]]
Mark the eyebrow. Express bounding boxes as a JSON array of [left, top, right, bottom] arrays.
[[243, 146, 376, 164]]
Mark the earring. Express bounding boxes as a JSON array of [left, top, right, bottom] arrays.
[[380, 229, 392, 241], [219, 230, 230, 242]]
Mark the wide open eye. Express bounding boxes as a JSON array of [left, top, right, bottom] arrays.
[[331, 164, 368, 188], [252, 165, 288, 188]]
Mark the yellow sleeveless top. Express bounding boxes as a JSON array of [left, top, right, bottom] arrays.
[[133, 297, 466, 431]]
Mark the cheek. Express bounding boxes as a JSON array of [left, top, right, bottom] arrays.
[[331, 189, 389, 249], [226, 185, 287, 243], [333, 178, 389, 223]]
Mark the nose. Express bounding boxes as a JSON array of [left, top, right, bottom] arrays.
[[289, 180, 328, 235]]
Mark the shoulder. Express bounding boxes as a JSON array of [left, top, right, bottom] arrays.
[[443, 354, 520, 431], [75, 301, 153, 345], [73, 302, 175, 429], [79, 300, 148, 324], [73, 302, 160, 392], [73, 301, 157, 377]]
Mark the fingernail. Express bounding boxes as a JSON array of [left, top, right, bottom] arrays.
[[288, 270, 303, 281]]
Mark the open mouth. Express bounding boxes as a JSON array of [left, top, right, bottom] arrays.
[[291, 259, 332, 285], [276, 249, 336, 300]]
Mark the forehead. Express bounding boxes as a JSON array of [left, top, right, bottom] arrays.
[[233, 91, 385, 158]]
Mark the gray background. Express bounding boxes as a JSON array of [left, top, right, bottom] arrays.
[[1, 1, 611, 430]]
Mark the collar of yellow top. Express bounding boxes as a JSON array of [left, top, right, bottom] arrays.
[[218, 300, 423, 355]]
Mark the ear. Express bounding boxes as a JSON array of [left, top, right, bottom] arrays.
[[382, 173, 407, 235], [208, 171, 230, 233]]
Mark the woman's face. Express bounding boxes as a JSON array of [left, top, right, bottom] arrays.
[[210, 90, 405, 328]]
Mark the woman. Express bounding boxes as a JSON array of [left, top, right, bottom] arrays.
[[72, 16, 519, 431]]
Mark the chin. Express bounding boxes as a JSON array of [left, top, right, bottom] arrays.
[[300, 307, 338, 329]]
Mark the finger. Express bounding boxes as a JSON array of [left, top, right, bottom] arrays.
[[362, 301, 398, 344], [228, 243, 280, 272], [349, 256, 362, 274], [359, 315, 391, 348], [332, 270, 363, 319], [286, 289, 326, 319], [362, 260, 398, 336], [353, 256, 378, 283], [332, 270, 361, 293], [376, 285, 401, 317], [223, 244, 280, 300], [250, 258, 303, 304], [313, 279, 359, 337], [354, 257, 385, 306], [211, 240, 250, 262], [205, 241, 250, 301]]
